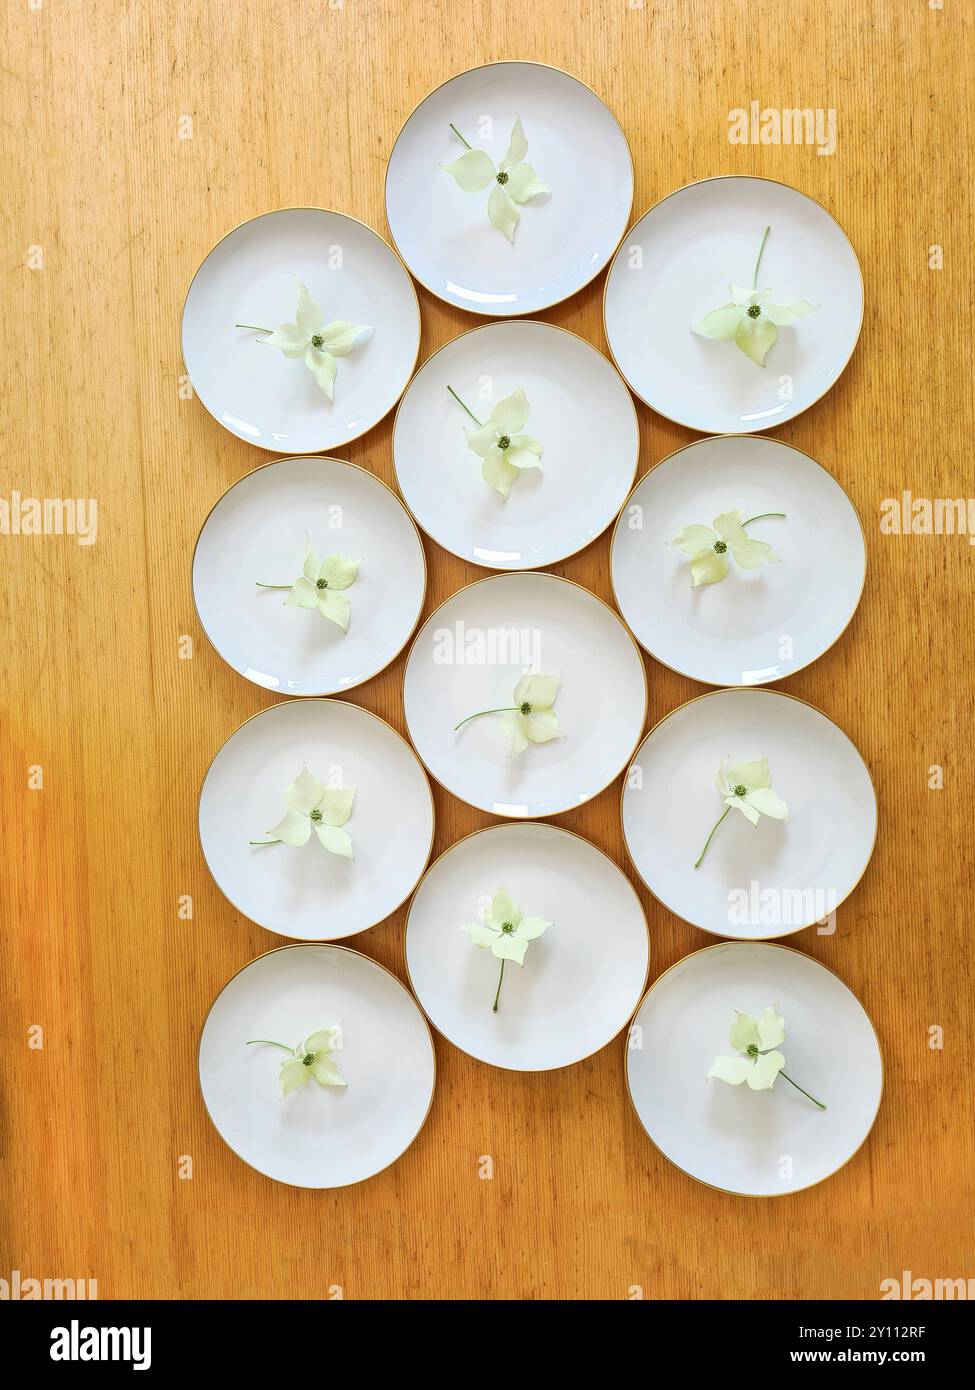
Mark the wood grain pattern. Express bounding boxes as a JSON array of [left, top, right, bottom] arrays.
[[3, 0, 973, 1300]]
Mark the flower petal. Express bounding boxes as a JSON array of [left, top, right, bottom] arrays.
[[502, 713, 529, 758], [764, 299, 816, 325], [487, 184, 519, 242], [261, 322, 308, 358], [490, 387, 531, 434], [730, 537, 777, 569], [670, 524, 717, 556], [461, 922, 501, 950], [756, 1006, 786, 1050], [514, 915, 552, 941], [493, 932, 529, 965], [284, 576, 319, 609], [748, 1049, 785, 1090], [314, 822, 353, 858], [513, 672, 560, 709], [735, 311, 779, 366], [319, 554, 359, 590], [482, 447, 519, 500], [489, 888, 521, 929], [302, 537, 321, 581], [690, 549, 729, 586], [525, 710, 561, 744], [304, 346, 337, 400], [265, 806, 312, 846], [505, 161, 549, 204], [295, 281, 324, 336], [707, 1055, 753, 1085], [729, 1011, 761, 1051], [442, 148, 496, 192], [711, 510, 747, 544], [318, 589, 351, 631], [311, 1055, 347, 1087], [725, 756, 770, 792], [500, 115, 528, 170], [304, 1027, 342, 1053], [693, 303, 744, 340], [287, 766, 326, 815], [725, 794, 761, 826], [321, 321, 370, 358], [505, 444, 542, 471], [747, 787, 789, 820], [279, 1057, 311, 1097], [465, 421, 498, 458], [715, 759, 732, 798], [319, 787, 355, 827]]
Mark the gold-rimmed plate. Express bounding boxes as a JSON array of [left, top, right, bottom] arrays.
[[385, 62, 633, 316], [181, 208, 420, 453], [625, 941, 883, 1196]]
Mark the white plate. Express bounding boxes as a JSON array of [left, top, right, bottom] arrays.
[[406, 822, 649, 1070], [603, 176, 863, 433], [403, 573, 648, 817], [181, 208, 420, 453], [621, 689, 876, 938], [193, 456, 426, 696], [611, 435, 866, 686], [393, 321, 638, 570], [626, 942, 883, 1195], [385, 62, 633, 316], [198, 699, 434, 940], [198, 944, 436, 1187]]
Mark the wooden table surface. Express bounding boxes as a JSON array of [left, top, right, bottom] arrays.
[[4, 0, 973, 1301]]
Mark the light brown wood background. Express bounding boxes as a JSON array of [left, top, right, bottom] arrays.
[[3, 0, 973, 1301]]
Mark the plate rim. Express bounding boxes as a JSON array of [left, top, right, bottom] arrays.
[[404, 818, 651, 1072], [391, 317, 640, 569], [608, 432, 868, 686], [197, 941, 437, 1189], [191, 453, 428, 697], [623, 939, 885, 1198], [197, 695, 436, 940], [180, 205, 422, 453], [601, 173, 865, 433], [383, 59, 635, 317], [619, 685, 879, 939], [402, 570, 650, 817]]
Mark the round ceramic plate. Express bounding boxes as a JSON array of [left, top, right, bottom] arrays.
[[406, 822, 649, 1070], [611, 435, 866, 685], [393, 321, 639, 570], [403, 573, 648, 817], [621, 689, 876, 938], [193, 456, 426, 697], [385, 62, 633, 316], [199, 945, 436, 1188], [198, 699, 434, 940], [182, 208, 420, 453], [603, 176, 863, 433], [626, 942, 883, 1196]]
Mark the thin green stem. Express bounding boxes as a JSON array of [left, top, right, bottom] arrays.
[[694, 806, 730, 869], [780, 1070, 826, 1110], [752, 225, 771, 290], [246, 1039, 294, 1052], [492, 959, 506, 1013], [255, 582, 291, 589], [454, 705, 519, 732], [447, 384, 483, 427], [742, 511, 786, 527], [449, 122, 472, 150], [235, 323, 272, 333]]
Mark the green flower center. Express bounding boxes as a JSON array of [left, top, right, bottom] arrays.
[[746, 304, 762, 319], [519, 700, 531, 715], [302, 1053, 315, 1066], [746, 1043, 759, 1058], [713, 540, 727, 554], [733, 784, 748, 798], [310, 808, 323, 822], [316, 577, 327, 590], [500, 921, 515, 934], [496, 171, 509, 186], [311, 334, 325, 349], [498, 434, 511, 450]]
